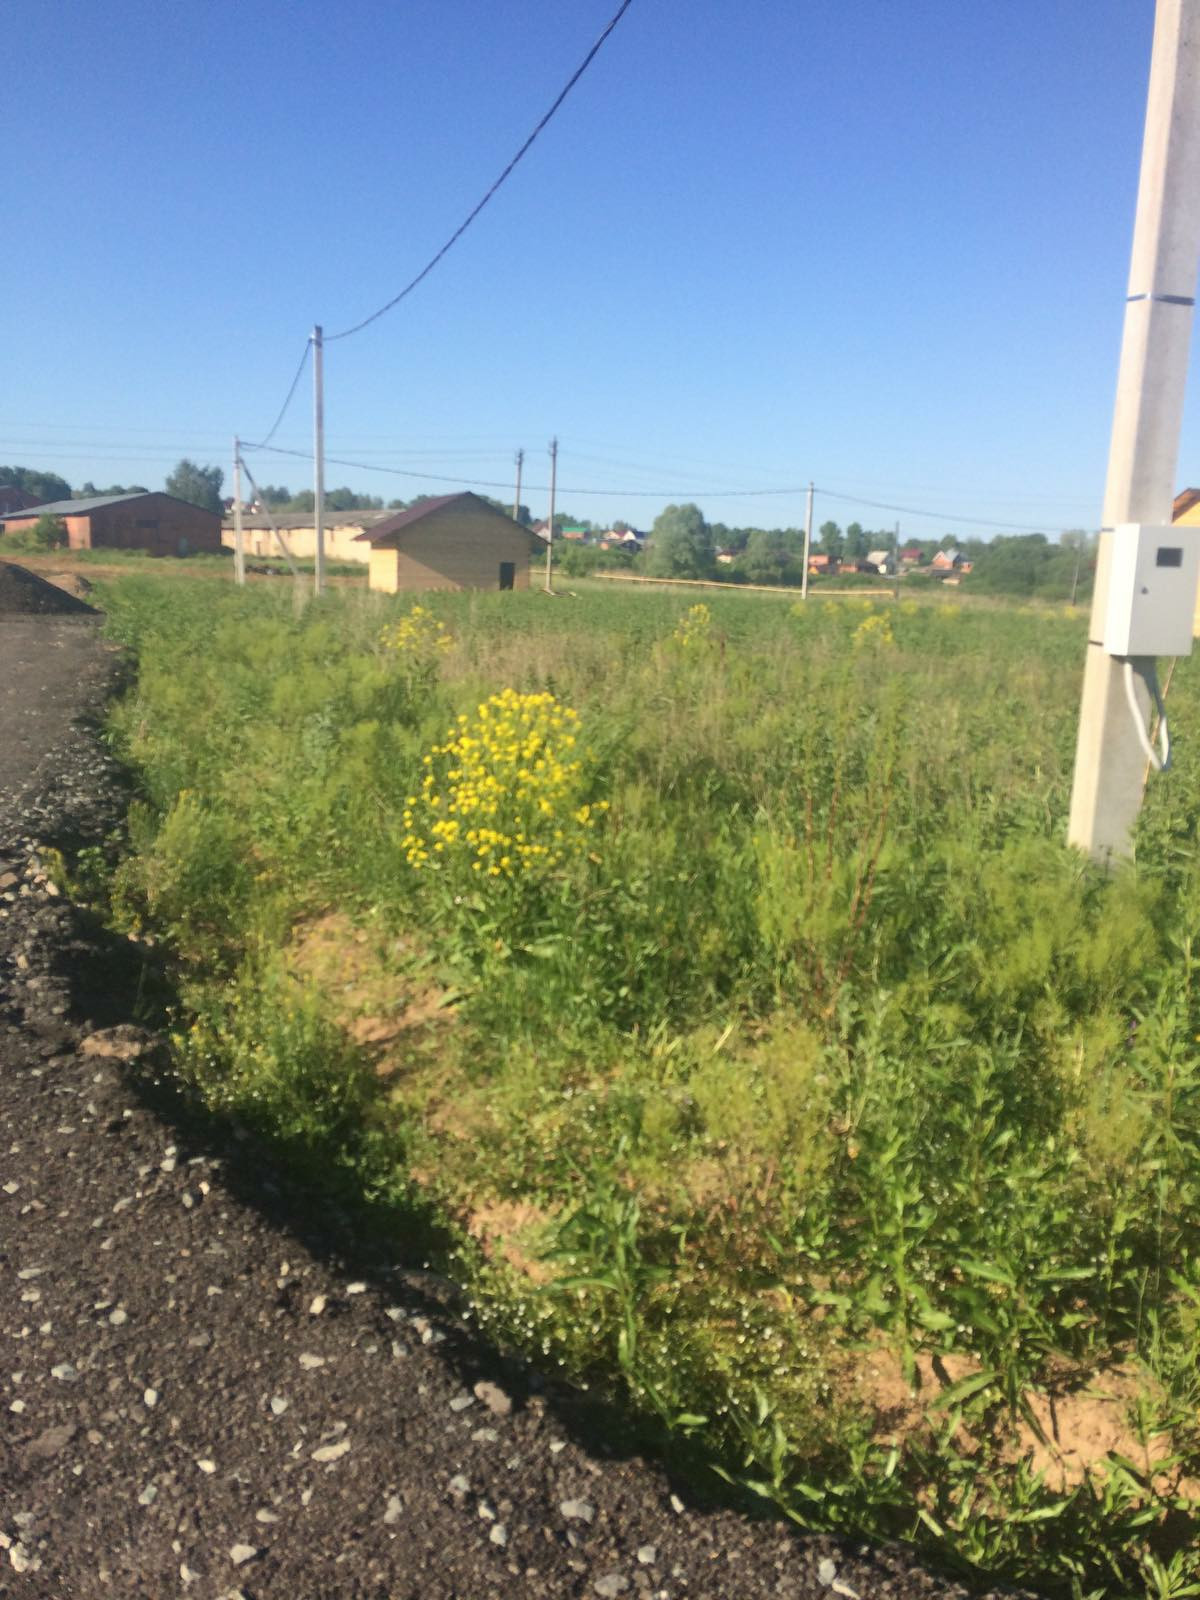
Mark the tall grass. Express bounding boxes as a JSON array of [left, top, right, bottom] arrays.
[[95, 572, 1200, 1597]]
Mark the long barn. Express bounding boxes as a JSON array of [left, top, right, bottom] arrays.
[[0, 492, 221, 556]]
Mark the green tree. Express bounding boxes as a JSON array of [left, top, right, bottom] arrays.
[[0, 465, 72, 503], [644, 503, 714, 579], [166, 459, 224, 514], [3, 514, 68, 552], [970, 533, 1050, 596], [325, 487, 384, 511], [818, 520, 844, 559], [77, 481, 148, 498], [843, 521, 867, 560], [739, 528, 797, 586]]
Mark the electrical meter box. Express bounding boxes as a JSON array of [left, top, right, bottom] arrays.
[[1104, 523, 1199, 657]]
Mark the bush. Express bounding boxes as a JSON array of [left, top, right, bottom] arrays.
[[2, 513, 68, 553]]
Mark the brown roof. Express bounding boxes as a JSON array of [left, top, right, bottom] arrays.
[[356, 492, 537, 548], [1173, 488, 1200, 521]]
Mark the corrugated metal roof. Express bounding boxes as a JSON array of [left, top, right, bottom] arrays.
[[223, 510, 395, 530], [0, 493, 148, 520]]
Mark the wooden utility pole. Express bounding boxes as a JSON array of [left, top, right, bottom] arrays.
[[801, 481, 814, 600], [1068, 0, 1200, 860], [545, 437, 558, 592], [893, 520, 900, 600], [232, 437, 245, 586], [513, 448, 524, 524], [313, 324, 326, 597]]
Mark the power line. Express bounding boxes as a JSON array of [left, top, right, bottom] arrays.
[[242, 441, 1065, 530], [816, 487, 1057, 533], [242, 339, 312, 450], [245, 442, 810, 497], [324, 0, 634, 342]]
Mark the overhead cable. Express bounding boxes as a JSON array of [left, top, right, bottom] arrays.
[[243, 442, 1059, 531], [245, 442, 809, 498], [324, 0, 634, 342], [818, 487, 1054, 534], [242, 339, 312, 450]]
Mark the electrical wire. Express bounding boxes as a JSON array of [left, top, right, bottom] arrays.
[[1123, 658, 1171, 772], [241, 340, 312, 451], [243, 442, 811, 498], [324, 0, 634, 342], [817, 487, 1055, 534], [241, 441, 1070, 532]]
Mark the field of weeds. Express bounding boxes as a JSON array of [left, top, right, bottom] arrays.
[[88, 572, 1200, 1597]]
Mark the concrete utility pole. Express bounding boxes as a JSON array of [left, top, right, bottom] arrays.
[[312, 325, 326, 597], [545, 436, 558, 592], [232, 437, 245, 586], [513, 448, 524, 524], [801, 481, 814, 600], [1068, 0, 1200, 860]]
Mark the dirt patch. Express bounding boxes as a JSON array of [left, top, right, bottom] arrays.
[[0, 559, 97, 614], [40, 569, 95, 601], [465, 1197, 559, 1283], [851, 1337, 1193, 1496], [286, 911, 456, 1074]]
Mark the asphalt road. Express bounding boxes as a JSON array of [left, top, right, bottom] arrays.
[[0, 618, 107, 812]]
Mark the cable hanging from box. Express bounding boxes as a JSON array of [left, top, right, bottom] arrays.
[[1123, 657, 1171, 771]]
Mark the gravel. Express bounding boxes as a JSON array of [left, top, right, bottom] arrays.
[[0, 610, 1036, 1599]]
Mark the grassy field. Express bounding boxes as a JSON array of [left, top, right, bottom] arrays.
[[78, 566, 1200, 1598]]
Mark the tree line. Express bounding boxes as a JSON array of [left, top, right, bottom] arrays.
[[593, 502, 1098, 602], [1, 461, 1098, 600]]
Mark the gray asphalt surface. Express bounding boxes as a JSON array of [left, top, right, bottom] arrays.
[[0, 619, 107, 809]]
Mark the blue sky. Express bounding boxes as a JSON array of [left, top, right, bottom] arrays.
[[3, 0, 1188, 540]]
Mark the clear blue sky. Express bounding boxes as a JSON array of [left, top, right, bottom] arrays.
[[3, 0, 1191, 540]]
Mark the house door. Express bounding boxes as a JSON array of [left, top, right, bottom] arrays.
[[498, 562, 515, 590]]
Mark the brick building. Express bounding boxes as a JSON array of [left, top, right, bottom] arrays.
[[0, 492, 222, 556], [0, 485, 46, 517]]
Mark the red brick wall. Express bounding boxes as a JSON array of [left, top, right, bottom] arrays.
[[86, 495, 221, 555], [5, 495, 221, 556]]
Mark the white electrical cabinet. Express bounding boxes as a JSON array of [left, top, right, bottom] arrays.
[[1104, 523, 1199, 657]]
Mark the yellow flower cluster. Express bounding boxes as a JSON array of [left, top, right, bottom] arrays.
[[401, 687, 606, 879], [673, 602, 713, 648], [852, 609, 896, 650], [380, 604, 453, 660]]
